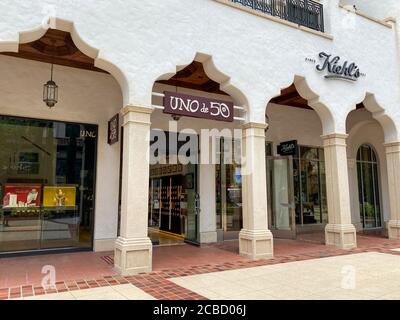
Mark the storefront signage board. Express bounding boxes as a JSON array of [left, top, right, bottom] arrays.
[[3, 185, 41, 207], [108, 113, 119, 145], [306, 52, 366, 82], [43, 186, 76, 207], [163, 91, 234, 122], [278, 140, 298, 156]]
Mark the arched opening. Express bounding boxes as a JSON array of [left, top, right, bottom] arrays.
[[346, 103, 389, 236], [356, 144, 382, 229], [266, 80, 331, 242], [146, 56, 247, 262], [0, 27, 124, 255]]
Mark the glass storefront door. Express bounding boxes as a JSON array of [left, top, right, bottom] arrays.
[[0, 116, 97, 254], [216, 137, 243, 240], [184, 163, 199, 243], [267, 156, 296, 239], [148, 131, 199, 244], [293, 146, 328, 228]]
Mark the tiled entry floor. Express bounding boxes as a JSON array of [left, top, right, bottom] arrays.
[[21, 284, 155, 300], [170, 252, 400, 300], [2, 234, 400, 300]]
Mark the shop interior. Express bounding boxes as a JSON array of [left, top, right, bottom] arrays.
[[0, 116, 96, 253], [148, 130, 198, 246]]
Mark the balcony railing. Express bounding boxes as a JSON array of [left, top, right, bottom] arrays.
[[230, 0, 324, 32]]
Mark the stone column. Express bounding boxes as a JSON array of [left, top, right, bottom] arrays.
[[384, 142, 400, 239], [322, 133, 357, 249], [239, 122, 273, 259], [114, 105, 153, 275]]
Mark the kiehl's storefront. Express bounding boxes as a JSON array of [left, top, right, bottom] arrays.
[[0, 115, 97, 254]]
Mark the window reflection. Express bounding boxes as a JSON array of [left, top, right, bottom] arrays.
[[294, 146, 328, 225], [216, 138, 244, 233], [0, 116, 97, 253], [357, 144, 381, 229]]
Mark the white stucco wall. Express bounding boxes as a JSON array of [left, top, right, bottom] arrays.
[[340, 0, 400, 20], [0, 54, 123, 251], [0, 0, 399, 248], [0, 0, 398, 138]]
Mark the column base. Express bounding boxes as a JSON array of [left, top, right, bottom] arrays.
[[388, 220, 400, 239], [114, 237, 152, 276], [199, 231, 217, 244], [239, 229, 274, 260], [325, 224, 357, 249]]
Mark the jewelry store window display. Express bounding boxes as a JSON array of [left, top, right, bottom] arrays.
[[0, 115, 97, 254]]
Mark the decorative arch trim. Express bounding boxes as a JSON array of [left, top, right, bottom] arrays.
[[293, 75, 335, 135], [352, 92, 399, 143], [152, 52, 250, 119], [0, 17, 130, 106]]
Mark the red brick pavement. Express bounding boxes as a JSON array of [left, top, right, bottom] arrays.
[[1, 234, 400, 300]]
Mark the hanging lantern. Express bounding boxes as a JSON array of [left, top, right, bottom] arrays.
[[43, 64, 58, 108]]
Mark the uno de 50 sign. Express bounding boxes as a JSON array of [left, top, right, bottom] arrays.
[[315, 52, 365, 82], [163, 91, 234, 122]]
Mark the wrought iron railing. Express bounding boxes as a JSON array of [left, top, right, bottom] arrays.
[[230, 0, 324, 32]]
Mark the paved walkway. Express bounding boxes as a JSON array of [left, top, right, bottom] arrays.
[[1, 233, 400, 300], [20, 284, 155, 300], [170, 252, 400, 300]]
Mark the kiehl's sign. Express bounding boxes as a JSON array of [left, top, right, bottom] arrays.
[[163, 91, 234, 122], [314, 52, 365, 82], [277, 140, 298, 156]]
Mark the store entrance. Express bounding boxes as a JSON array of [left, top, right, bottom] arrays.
[[148, 131, 199, 246], [267, 156, 296, 239], [148, 164, 198, 245], [266, 144, 328, 239]]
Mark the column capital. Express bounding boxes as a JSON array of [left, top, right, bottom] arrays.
[[241, 122, 268, 130], [321, 133, 348, 140], [121, 104, 154, 116], [241, 122, 268, 139], [383, 141, 400, 150], [321, 133, 348, 147], [121, 104, 153, 127]]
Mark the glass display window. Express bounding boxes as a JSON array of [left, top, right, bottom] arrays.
[[0, 115, 97, 254], [357, 144, 381, 229]]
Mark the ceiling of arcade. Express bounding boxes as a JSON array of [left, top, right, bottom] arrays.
[[270, 84, 365, 111], [0, 28, 366, 112], [156, 61, 226, 95], [1, 29, 105, 73]]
